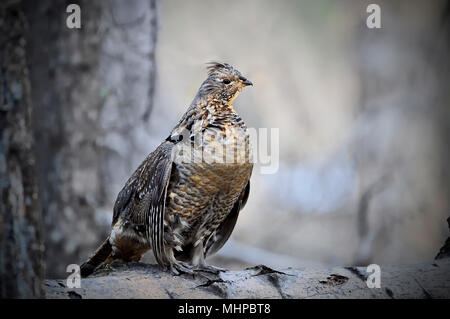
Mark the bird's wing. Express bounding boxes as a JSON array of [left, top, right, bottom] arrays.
[[136, 141, 174, 267], [113, 141, 174, 267], [112, 170, 139, 227], [204, 180, 250, 257]]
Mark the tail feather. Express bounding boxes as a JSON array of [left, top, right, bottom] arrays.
[[80, 237, 112, 277]]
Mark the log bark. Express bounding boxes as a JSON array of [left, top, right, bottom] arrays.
[[44, 259, 450, 299]]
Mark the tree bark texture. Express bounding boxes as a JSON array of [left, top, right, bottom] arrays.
[[23, 0, 158, 278], [0, 1, 44, 298]]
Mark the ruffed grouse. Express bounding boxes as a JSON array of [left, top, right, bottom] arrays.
[[81, 62, 253, 276]]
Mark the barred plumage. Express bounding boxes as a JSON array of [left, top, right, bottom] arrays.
[[81, 63, 253, 276]]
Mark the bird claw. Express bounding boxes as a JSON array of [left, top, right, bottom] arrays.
[[170, 262, 194, 276], [169, 260, 227, 276], [194, 264, 227, 274]]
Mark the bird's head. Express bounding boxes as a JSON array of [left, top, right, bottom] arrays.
[[198, 62, 253, 105]]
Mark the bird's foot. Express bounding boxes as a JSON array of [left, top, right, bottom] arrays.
[[194, 264, 227, 274], [170, 262, 194, 276]]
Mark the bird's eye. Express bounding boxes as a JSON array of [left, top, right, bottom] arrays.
[[222, 79, 231, 85]]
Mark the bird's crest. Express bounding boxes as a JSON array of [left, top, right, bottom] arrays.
[[206, 61, 234, 76]]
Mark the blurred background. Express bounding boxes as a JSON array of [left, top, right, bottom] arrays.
[[155, 0, 450, 270], [1, 0, 449, 297]]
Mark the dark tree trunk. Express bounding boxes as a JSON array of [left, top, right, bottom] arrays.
[[23, 0, 106, 279], [23, 0, 159, 278], [0, 1, 44, 298], [436, 217, 450, 259]]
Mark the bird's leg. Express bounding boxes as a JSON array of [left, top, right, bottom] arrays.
[[166, 248, 194, 276], [170, 262, 194, 276], [196, 263, 227, 274], [191, 242, 227, 274]]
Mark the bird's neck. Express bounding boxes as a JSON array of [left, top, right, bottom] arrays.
[[187, 95, 238, 125], [169, 95, 242, 142]]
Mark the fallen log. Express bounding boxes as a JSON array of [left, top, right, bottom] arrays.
[[44, 258, 450, 299]]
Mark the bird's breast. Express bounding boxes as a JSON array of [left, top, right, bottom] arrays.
[[164, 160, 252, 246], [165, 122, 253, 245], [164, 111, 253, 246], [174, 121, 253, 165]]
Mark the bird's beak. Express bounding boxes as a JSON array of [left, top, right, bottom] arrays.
[[242, 78, 253, 86]]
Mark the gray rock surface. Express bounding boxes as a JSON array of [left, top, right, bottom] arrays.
[[44, 258, 450, 299]]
